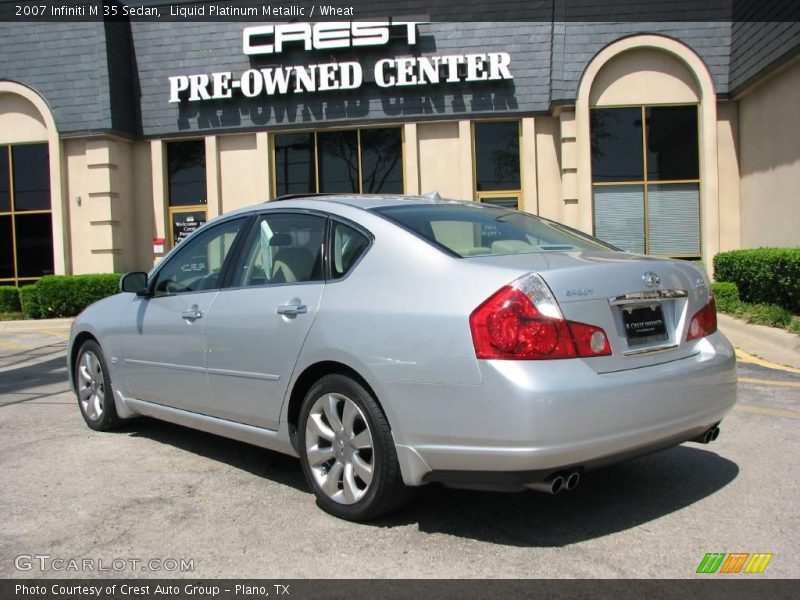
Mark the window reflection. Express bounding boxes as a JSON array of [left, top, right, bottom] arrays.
[[275, 133, 316, 195], [474, 122, 520, 191], [168, 141, 207, 206], [12, 144, 50, 211]]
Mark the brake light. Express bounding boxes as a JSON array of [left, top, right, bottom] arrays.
[[687, 298, 717, 341], [469, 273, 612, 360]]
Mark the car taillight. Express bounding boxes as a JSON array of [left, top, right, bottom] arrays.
[[469, 273, 611, 360], [687, 298, 717, 341]]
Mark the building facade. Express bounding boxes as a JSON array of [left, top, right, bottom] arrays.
[[1, 5, 799, 283]]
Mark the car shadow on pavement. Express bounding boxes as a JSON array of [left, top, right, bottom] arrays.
[[380, 445, 739, 546], [124, 418, 309, 493], [108, 416, 738, 547], [0, 354, 71, 404]]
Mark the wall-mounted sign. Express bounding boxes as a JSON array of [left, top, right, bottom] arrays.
[[172, 211, 206, 245], [168, 22, 513, 103]]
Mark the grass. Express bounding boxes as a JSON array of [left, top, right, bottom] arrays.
[[0, 312, 25, 321], [717, 301, 798, 333]]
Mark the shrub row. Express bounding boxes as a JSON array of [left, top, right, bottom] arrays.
[[711, 281, 795, 330], [711, 281, 740, 313], [0, 286, 21, 313], [19, 274, 121, 319], [714, 248, 800, 314]]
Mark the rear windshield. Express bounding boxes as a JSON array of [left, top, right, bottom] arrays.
[[373, 203, 615, 257]]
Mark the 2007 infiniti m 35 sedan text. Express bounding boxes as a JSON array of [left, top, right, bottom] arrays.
[[68, 194, 736, 520]]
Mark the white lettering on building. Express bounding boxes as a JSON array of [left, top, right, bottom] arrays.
[[167, 23, 512, 103]]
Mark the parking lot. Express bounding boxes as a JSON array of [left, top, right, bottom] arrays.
[[0, 327, 798, 579]]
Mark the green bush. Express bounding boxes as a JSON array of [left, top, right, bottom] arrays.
[[0, 286, 21, 313], [711, 281, 740, 313], [714, 248, 800, 313], [19, 285, 41, 319], [735, 303, 794, 329], [35, 274, 121, 318]]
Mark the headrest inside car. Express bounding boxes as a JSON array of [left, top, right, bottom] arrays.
[[269, 233, 292, 247]]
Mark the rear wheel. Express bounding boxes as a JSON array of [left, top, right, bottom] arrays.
[[298, 374, 412, 521], [75, 340, 122, 431]]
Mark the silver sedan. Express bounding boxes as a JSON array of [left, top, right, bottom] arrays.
[[68, 194, 737, 521]]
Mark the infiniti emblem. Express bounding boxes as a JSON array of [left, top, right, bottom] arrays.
[[642, 271, 660, 287]]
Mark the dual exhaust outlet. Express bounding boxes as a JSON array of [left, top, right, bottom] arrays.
[[527, 470, 581, 495], [527, 426, 722, 495], [694, 425, 721, 444]]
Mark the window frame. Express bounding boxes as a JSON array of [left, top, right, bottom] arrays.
[[148, 215, 252, 298], [590, 103, 702, 258], [472, 120, 522, 210], [222, 209, 330, 290], [325, 215, 374, 283], [271, 126, 405, 197], [166, 139, 208, 249], [0, 142, 54, 286]]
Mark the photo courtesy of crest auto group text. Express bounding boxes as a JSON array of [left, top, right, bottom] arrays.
[[0, 0, 798, 598]]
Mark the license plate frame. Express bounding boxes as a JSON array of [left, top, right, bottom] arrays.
[[621, 303, 669, 346]]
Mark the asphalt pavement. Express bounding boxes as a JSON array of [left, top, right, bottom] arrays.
[[0, 327, 797, 579]]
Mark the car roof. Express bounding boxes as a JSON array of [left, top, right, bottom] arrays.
[[266, 192, 469, 211]]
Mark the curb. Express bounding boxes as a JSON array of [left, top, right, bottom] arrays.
[[718, 313, 800, 370], [0, 317, 74, 333]]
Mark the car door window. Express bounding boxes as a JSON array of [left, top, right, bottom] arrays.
[[152, 218, 246, 295], [331, 221, 370, 279], [231, 213, 325, 287]]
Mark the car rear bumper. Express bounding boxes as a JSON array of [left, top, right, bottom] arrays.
[[388, 332, 737, 487]]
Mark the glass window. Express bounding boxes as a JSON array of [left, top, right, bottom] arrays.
[[375, 204, 612, 257], [0, 147, 9, 212], [14, 214, 54, 277], [0, 216, 13, 279], [481, 197, 519, 210], [360, 128, 403, 193], [647, 183, 700, 255], [12, 144, 50, 211], [275, 133, 316, 195], [646, 106, 699, 181], [0, 143, 53, 284], [274, 128, 403, 196], [318, 131, 359, 193], [231, 213, 325, 287], [590, 108, 644, 183], [167, 140, 206, 206], [591, 105, 700, 256], [593, 185, 645, 254], [152, 218, 245, 295], [331, 221, 370, 279], [474, 122, 520, 191]]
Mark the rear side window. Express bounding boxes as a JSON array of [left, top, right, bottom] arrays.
[[230, 213, 325, 287], [374, 204, 613, 257], [331, 221, 370, 279]]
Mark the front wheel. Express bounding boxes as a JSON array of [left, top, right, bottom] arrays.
[[74, 340, 122, 431], [298, 374, 412, 521]]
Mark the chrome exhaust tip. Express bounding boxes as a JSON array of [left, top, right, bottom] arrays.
[[527, 475, 565, 494], [564, 471, 580, 491], [694, 426, 721, 444]]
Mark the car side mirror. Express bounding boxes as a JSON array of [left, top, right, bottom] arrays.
[[120, 272, 149, 296]]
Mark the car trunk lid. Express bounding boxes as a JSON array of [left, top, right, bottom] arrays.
[[466, 251, 711, 372]]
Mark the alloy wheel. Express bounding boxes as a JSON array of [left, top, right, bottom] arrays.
[[77, 350, 105, 421], [304, 392, 375, 505]]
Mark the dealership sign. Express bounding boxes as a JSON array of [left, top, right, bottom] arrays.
[[168, 22, 513, 103]]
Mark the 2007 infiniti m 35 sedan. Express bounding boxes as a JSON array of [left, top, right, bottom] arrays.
[[68, 194, 736, 521]]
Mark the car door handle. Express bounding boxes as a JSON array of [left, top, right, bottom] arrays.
[[181, 305, 203, 320], [277, 303, 308, 316]]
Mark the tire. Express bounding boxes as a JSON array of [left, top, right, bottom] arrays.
[[74, 340, 122, 431], [298, 374, 413, 521]]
